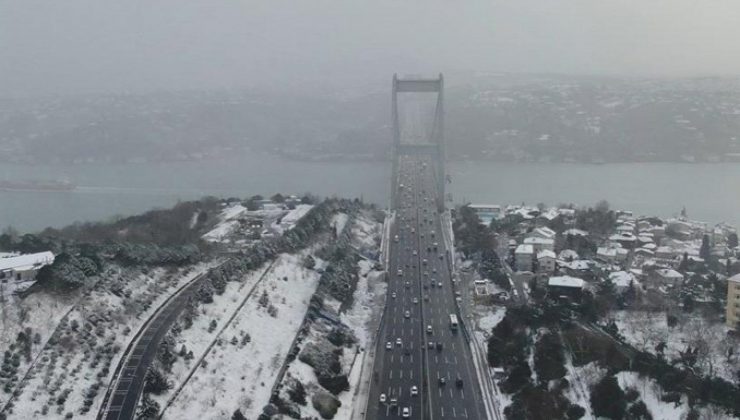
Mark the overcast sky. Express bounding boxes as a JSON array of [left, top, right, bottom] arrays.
[[2, 0, 740, 96]]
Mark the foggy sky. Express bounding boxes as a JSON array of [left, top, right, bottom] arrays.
[[2, 0, 740, 97]]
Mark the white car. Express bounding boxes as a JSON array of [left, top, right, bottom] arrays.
[[396, 337, 402, 346], [402, 407, 410, 418], [413, 297, 418, 304], [412, 250, 418, 256], [380, 393, 387, 403], [391, 292, 397, 299], [438, 282, 442, 288], [386, 341, 392, 350], [397, 269, 403, 277], [404, 310, 411, 318], [410, 386, 418, 396], [427, 325, 433, 334]]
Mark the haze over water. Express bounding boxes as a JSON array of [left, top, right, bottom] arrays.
[[2, 155, 739, 232]]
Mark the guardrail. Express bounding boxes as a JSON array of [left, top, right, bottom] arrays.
[[97, 264, 219, 420]]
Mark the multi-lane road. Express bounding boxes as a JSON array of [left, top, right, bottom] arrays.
[[366, 154, 486, 419]]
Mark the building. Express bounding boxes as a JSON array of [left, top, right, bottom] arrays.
[[468, 204, 502, 225], [514, 244, 535, 272], [537, 250, 557, 273], [647, 268, 684, 290], [0, 251, 55, 282], [727, 274, 740, 329], [529, 227, 557, 240], [523, 237, 554, 252], [547, 276, 585, 301]]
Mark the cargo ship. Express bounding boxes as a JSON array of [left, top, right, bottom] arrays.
[[0, 179, 77, 192]]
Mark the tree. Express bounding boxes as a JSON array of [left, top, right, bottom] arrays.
[[143, 367, 171, 395], [232, 409, 247, 420], [590, 375, 627, 420], [700, 234, 711, 261], [728, 232, 738, 249], [271, 193, 285, 203]]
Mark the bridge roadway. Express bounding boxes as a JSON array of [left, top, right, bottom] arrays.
[[366, 154, 486, 420]]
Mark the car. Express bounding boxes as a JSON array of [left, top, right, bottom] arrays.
[[431, 230, 436, 237], [423, 271, 428, 277], [424, 295, 429, 301], [394, 235, 399, 243], [402, 407, 410, 418], [439, 254, 444, 260], [438, 282, 442, 288], [391, 292, 397, 299], [412, 250, 418, 256], [396, 338, 402, 346], [456, 376, 464, 388], [390, 396, 398, 406], [422, 259, 428, 265], [439, 377, 446, 386], [397, 269, 403, 277], [428, 341, 435, 349], [404, 310, 410, 319], [427, 325, 432, 334], [404, 346, 411, 355], [413, 297, 418, 304], [410, 386, 418, 396], [436, 342, 443, 351], [380, 393, 387, 403], [432, 268, 437, 274], [423, 283, 428, 290], [405, 281, 410, 288], [386, 341, 392, 350]]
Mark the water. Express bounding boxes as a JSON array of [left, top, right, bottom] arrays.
[[1, 155, 738, 233]]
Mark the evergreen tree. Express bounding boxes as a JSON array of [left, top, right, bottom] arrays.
[[700, 234, 711, 260]]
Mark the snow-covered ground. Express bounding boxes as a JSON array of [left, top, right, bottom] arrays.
[[613, 310, 737, 381], [161, 252, 322, 419], [273, 213, 385, 420], [202, 203, 247, 242], [477, 307, 506, 332], [6, 263, 212, 419]]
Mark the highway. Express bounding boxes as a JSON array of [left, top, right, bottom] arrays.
[[366, 154, 486, 419], [97, 275, 206, 420]]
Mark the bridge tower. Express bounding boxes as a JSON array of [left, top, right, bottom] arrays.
[[391, 73, 445, 211]]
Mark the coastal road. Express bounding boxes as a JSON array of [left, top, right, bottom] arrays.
[[366, 154, 487, 420]]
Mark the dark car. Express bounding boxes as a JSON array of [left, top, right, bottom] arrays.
[[404, 346, 411, 355], [456, 376, 463, 388], [439, 377, 446, 386], [436, 342, 443, 351]]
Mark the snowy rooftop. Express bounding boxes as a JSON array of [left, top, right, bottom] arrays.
[[609, 271, 635, 287], [729, 273, 740, 284], [0, 251, 54, 272], [563, 228, 588, 237], [548, 276, 584, 289], [537, 250, 556, 259], [655, 268, 684, 279], [523, 237, 554, 245]]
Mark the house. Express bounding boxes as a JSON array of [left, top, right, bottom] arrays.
[[547, 276, 585, 302], [559, 259, 593, 279], [609, 271, 638, 294], [609, 233, 638, 249], [514, 244, 535, 272], [726, 274, 740, 329], [529, 226, 557, 240], [537, 250, 557, 273], [0, 251, 55, 282], [648, 268, 684, 289], [523, 237, 554, 252], [558, 249, 579, 262], [596, 246, 629, 264]]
